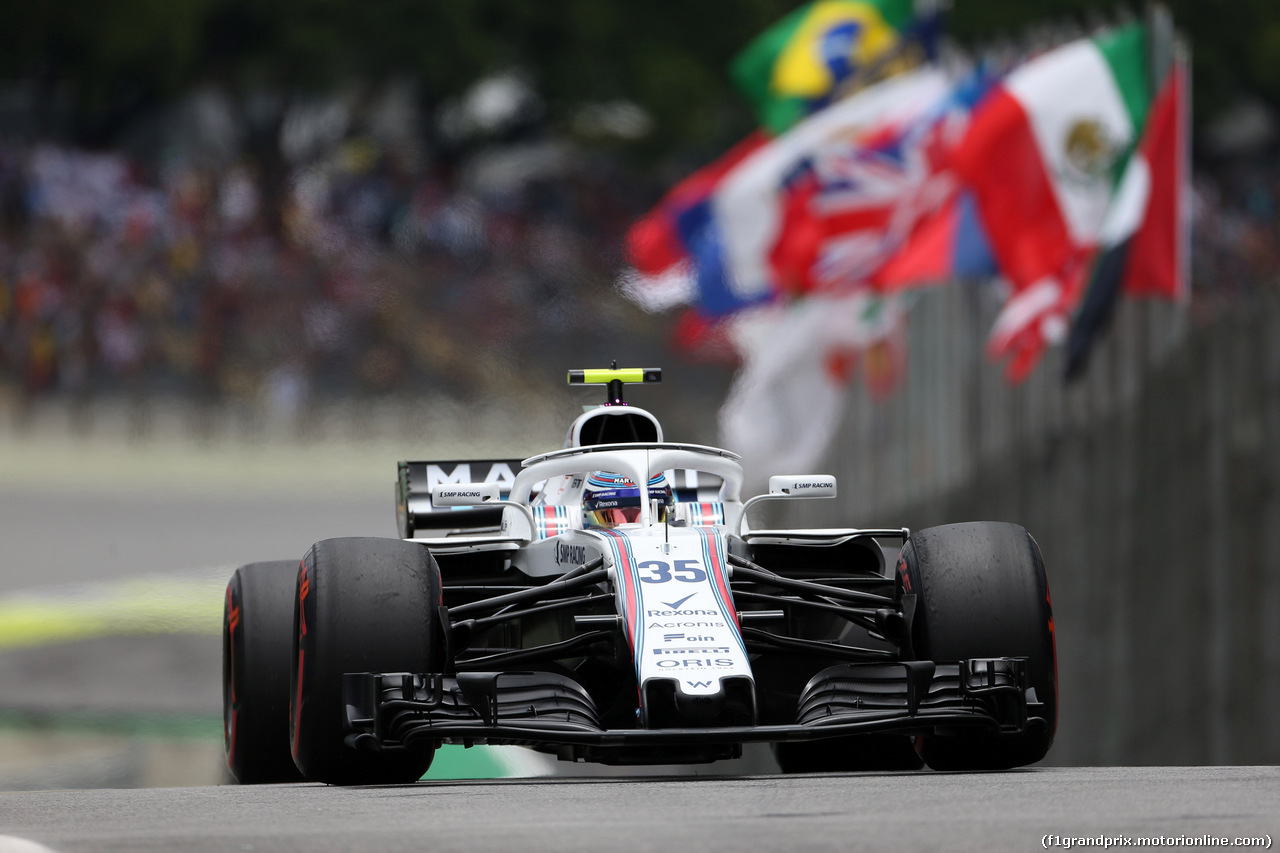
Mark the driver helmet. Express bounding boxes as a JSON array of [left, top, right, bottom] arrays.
[[582, 471, 674, 529]]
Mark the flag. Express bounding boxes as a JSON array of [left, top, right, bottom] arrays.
[[714, 65, 953, 305], [1065, 59, 1188, 379], [620, 133, 770, 314], [621, 68, 950, 317], [954, 23, 1153, 381], [730, 0, 923, 135], [670, 309, 740, 365], [759, 65, 993, 297], [869, 189, 997, 289], [718, 292, 905, 486]]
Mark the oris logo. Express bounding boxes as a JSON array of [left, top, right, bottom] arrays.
[[655, 658, 734, 668]]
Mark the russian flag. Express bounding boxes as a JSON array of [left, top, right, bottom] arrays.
[[621, 133, 770, 316]]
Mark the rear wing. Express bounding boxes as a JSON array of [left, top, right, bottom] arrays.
[[397, 457, 726, 539], [397, 459, 523, 538]]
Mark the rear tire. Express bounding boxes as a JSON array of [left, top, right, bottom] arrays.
[[897, 521, 1057, 771], [290, 537, 443, 785], [223, 560, 306, 784]]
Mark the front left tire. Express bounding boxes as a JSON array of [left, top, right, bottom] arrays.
[[897, 521, 1057, 771]]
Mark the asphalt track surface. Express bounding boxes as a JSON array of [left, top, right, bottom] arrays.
[[0, 767, 1276, 853]]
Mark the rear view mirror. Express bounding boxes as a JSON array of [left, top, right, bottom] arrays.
[[768, 475, 837, 498], [737, 474, 838, 536], [430, 483, 538, 540]]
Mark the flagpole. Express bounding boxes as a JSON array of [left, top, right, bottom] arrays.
[[1146, 3, 1173, 90]]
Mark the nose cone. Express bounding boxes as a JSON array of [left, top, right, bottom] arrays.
[[673, 683, 726, 722]]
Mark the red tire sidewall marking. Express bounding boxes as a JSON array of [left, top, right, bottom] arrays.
[[225, 583, 240, 769], [291, 560, 312, 762]]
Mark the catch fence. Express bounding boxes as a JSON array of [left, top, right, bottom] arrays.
[[784, 285, 1280, 766]]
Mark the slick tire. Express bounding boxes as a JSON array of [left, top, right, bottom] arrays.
[[897, 521, 1057, 771], [290, 537, 443, 785], [223, 560, 307, 784], [773, 734, 924, 773]]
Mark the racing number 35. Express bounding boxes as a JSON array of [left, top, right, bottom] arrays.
[[637, 559, 706, 584]]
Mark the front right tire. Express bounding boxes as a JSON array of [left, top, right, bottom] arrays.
[[290, 537, 444, 785], [223, 560, 306, 784]]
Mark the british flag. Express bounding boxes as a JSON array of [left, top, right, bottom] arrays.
[[768, 68, 993, 297]]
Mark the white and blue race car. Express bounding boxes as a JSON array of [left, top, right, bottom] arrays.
[[223, 367, 1057, 784]]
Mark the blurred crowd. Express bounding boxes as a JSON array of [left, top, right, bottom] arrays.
[[1191, 162, 1280, 299], [0, 131, 652, 420], [1, 121, 1278, 419]]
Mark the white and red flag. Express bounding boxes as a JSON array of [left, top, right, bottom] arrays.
[[718, 291, 906, 487], [955, 23, 1155, 381]]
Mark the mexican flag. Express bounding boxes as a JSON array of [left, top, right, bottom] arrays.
[[1065, 60, 1189, 379], [954, 23, 1153, 381]]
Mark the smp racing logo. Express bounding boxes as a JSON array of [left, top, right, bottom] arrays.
[[554, 543, 588, 566]]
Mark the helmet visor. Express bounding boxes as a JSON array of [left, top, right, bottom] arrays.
[[582, 472, 673, 529], [583, 506, 643, 529]]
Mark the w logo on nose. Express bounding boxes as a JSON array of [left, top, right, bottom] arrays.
[[686, 680, 713, 689]]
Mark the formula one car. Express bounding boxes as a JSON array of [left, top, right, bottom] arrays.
[[223, 367, 1057, 784]]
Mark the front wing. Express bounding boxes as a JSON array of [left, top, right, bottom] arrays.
[[343, 657, 1046, 764]]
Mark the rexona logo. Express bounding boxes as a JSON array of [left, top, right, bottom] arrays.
[[555, 543, 588, 566], [646, 608, 718, 618]]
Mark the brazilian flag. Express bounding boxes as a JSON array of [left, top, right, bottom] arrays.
[[731, 0, 923, 135]]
